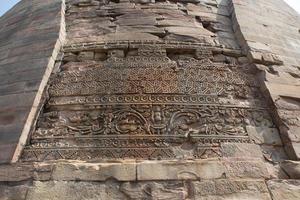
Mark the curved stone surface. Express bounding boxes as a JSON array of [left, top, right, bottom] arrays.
[[18, 0, 279, 162], [0, 0, 300, 199], [231, 0, 300, 160], [0, 0, 65, 163]]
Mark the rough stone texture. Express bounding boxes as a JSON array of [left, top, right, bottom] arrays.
[[247, 126, 282, 145], [0, 184, 29, 200], [231, 0, 300, 160], [281, 160, 300, 179], [1, 179, 273, 200], [222, 158, 270, 179], [0, 159, 269, 182], [51, 160, 136, 181], [21, 0, 274, 162], [221, 143, 264, 158], [193, 179, 272, 200], [0, 164, 33, 182], [0, 0, 300, 199], [26, 181, 126, 200], [0, 0, 65, 163], [267, 180, 300, 200], [137, 159, 226, 180]]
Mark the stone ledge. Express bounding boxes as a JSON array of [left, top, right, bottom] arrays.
[[0, 158, 270, 182], [0, 179, 273, 200], [247, 50, 283, 66], [51, 160, 136, 181]]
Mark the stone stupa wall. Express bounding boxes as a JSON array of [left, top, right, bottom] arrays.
[[0, 0, 65, 163], [0, 0, 300, 199]]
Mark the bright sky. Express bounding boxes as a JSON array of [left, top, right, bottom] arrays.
[[0, 0, 20, 17], [284, 0, 300, 14], [0, 0, 299, 17]]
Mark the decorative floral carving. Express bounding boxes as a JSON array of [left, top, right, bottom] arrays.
[[22, 42, 273, 161]]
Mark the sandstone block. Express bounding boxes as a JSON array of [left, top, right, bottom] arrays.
[[137, 159, 226, 181], [246, 126, 282, 146], [221, 143, 263, 158], [265, 72, 300, 87], [0, 185, 29, 200], [267, 180, 300, 200], [281, 160, 300, 179], [275, 96, 300, 111], [0, 144, 17, 164], [0, 164, 33, 182], [33, 163, 53, 181], [238, 56, 249, 64], [26, 181, 126, 200], [51, 161, 136, 181], [77, 51, 94, 61], [266, 82, 300, 99], [261, 145, 288, 162], [284, 126, 300, 143], [247, 50, 283, 65], [120, 182, 188, 200], [264, 161, 289, 179], [193, 179, 271, 200], [94, 52, 107, 60], [285, 142, 300, 160], [63, 52, 77, 62], [103, 32, 159, 41], [223, 158, 270, 179], [248, 41, 271, 52]]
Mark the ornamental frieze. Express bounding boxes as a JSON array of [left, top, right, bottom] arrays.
[[21, 41, 274, 161]]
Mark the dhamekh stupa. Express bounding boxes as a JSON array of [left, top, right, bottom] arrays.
[[0, 0, 300, 199]]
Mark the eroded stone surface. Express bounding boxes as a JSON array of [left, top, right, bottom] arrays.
[[137, 159, 226, 180], [1, 0, 300, 199], [231, 0, 300, 160], [193, 179, 271, 200], [21, 0, 276, 162], [1, 179, 274, 200], [52, 160, 136, 181], [0, 184, 29, 200], [0, 0, 64, 164], [120, 182, 188, 200], [26, 181, 126, 200], [221, 143, 264, 158], [0, 158, 275, 182], [281, 160, 300, 179], [247, 126, 282, 146], [267, 180, 300, 200], [0, 164, 33, 182], [222, 158, 270, 179]]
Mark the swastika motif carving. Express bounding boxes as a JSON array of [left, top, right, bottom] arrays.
[[20, 0, 275, 162], [21, 41, 274, 162]]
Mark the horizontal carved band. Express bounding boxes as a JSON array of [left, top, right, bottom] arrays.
[[63, 40, 219, 52], [48, 95, 219, 106], [21, 147, 223, 162]]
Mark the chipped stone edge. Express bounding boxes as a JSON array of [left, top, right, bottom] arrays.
[[229, 0, 298, 161], [11, 0, 66, 163]]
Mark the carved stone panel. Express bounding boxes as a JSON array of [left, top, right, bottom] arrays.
[[20, 41, 274, 162], [21, 0, 275, 162]]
